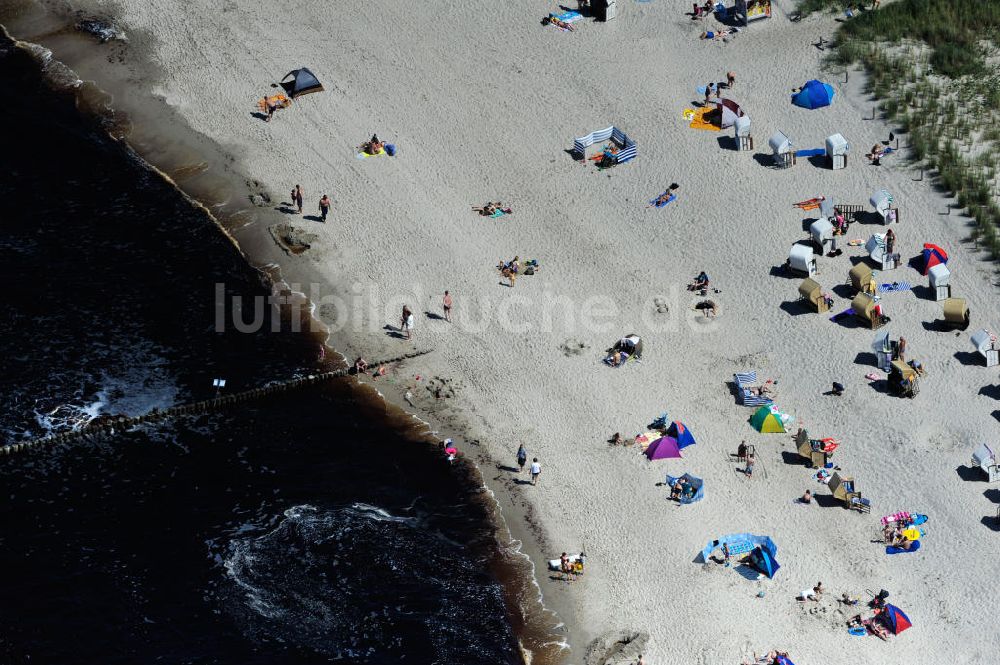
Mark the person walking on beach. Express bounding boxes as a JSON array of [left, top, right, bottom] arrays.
[[726, 71, 736, 89], [516, 444, 527, 472], [896, 336, 907, 362], [745, 453, 755, 479], [318, 194, 331, 222], [722, 542, 731, 567], [291, 185, 303, 214], [443, 290, 453, 322], [530, 458, 541, 485], [401, 306, 414, 340]]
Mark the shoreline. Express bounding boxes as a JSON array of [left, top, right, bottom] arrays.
[[0, 6, 572, 664], [5, 1, 1000, 663]]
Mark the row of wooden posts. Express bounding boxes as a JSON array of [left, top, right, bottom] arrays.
[[0, 350, 431, 458]]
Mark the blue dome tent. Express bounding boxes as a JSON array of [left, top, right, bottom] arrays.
[[747, 544, 780, 578], [792, 80, 835, 110], [666, 421, 697, 449]]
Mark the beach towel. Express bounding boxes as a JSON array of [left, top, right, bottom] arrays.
[[830, 307, 852, 322], [490, 209, 507, 218], [696, 83, 719, 96], [881, 511, 911, 526], [649, 192, 676, 208], [848, 626, 867, 637], [795, 148, 826, 158], [886, 540, 921, 554], [878, 281, 912, 293], [553, 10, 582, 22], [356, 148, 386, 159], [688, 106, 720, 131]]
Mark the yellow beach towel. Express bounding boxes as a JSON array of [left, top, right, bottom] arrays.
[[688, 107, 720, 132]]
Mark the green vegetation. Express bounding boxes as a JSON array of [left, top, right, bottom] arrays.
[[813, 0, 1000, 259]]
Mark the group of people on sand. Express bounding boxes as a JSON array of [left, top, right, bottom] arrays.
[[669, 477, 696, 502], [557, 552, 585, 581], [498, 256, 520, 287], [361, 133, 385, 155], [474, 201, 513, 216], [882, 522, 918, 550]]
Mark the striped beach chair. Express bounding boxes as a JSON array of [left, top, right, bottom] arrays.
[[734, 370, 774, 407]]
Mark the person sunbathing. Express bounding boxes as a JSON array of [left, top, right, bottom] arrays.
[[800, 489, 813, 504], [607, 350, 626, 367], [867, 143, 885, 163], [793, 196, 825, 210], [543, 15, 575, 31], [864, 617, 889, 641], [651, 191, 675, 207], [670, 479, 684, 500]]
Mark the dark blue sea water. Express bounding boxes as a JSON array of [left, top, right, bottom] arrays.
[[0, 29, 527, 665]]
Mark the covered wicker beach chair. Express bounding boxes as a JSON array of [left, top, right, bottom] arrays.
[[798, 277, 830, 313], [828, 473, 870, 513], [852, 292, 887, 329], [848, 262, 874, 295], [941, 298, 970, 331]]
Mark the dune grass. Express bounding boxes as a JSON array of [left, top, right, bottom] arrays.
[[812, 0, 1000, 259]]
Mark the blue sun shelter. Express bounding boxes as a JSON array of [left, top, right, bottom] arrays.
[[666, 421, 697, 449], [792, 80, 835, 110]]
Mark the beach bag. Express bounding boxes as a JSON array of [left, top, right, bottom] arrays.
[[385, 144, 397, 156]]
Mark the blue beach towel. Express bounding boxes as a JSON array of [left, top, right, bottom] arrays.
[[886, 540, 921, 555], [878, 281, 912, 293], [830, 307, 853, 322], [696, 83, 719, 96], [490, 209, 506, 218], [795, 148, 826, 158], [553, 10, 582, 22]]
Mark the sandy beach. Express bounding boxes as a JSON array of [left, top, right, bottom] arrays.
[[9, 0, 1000, 663]]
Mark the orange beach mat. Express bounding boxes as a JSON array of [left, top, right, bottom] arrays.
[[257, 94, 291, 112]]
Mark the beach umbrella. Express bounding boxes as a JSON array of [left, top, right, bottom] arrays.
[[882, 604, 913, 634], [666, 421, 697, 449], [792, 80, 835, 109], [921, 243, 948, 275], [750, 406, 786, 433], [645, 436, 681, 460]]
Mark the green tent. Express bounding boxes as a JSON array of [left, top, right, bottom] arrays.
[[750, 406, 786, 433]]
